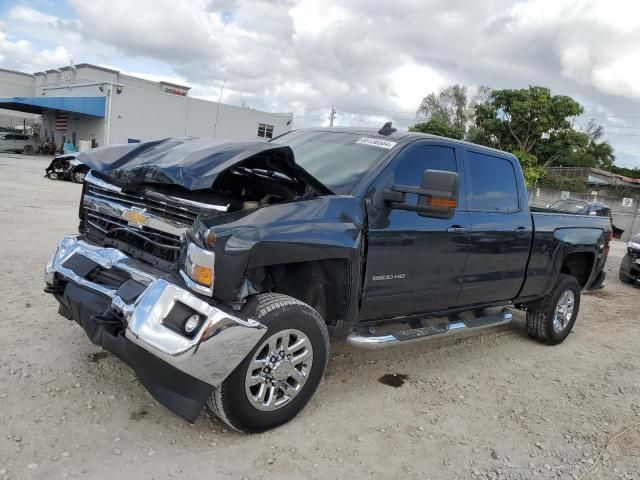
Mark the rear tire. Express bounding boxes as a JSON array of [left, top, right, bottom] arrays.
[[526, 273, 581, 345], [207, 293, 329, 433], [23, 145, 34, 154]]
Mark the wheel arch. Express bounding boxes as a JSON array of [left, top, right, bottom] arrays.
[[560, 251, 595, 288], [244, 258, 353, 327]]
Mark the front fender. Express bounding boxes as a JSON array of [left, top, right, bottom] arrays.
[[200, 196, 366, 302]]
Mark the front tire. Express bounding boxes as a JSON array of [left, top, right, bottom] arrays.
[[526, 273, 581, 345], [619, 271, 633, 284], [207, 294, 329, 433], [71, 167, 88, 183]]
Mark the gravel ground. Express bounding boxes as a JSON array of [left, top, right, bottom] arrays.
[[1, 153, 639, 480]]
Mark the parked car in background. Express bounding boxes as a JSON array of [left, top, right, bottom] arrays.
[[547, 199, 611, 217], [0, 132, 35, 154], [619, 233, 640, 285], [547, 199, 624, 238], [45, 153, 90, 183]]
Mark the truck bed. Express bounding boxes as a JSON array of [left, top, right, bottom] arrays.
[[516, 210, 612, 301]]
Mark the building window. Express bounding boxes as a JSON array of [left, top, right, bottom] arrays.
[[257, 123, 274, 139]]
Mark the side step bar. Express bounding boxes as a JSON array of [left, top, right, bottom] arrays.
[[346, 308, 513, 349]]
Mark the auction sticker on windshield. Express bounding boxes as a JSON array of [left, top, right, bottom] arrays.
[[356, 137, 397, 149]]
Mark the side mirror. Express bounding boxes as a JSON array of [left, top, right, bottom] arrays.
[[374, 169, 459, 219]]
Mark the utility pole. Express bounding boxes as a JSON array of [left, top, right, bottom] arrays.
[[329, 105, 336, 127], [213, 78, 227, 138]]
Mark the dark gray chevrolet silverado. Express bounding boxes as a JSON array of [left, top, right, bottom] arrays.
[[45, 125, 612, 432]]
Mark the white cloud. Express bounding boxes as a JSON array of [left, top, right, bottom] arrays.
[[0, 0, 640, 165], [0, 29, 71, 71], [388, 62, 446, 111], [592, 53, 640, 99], [289, 0, 351, 35]]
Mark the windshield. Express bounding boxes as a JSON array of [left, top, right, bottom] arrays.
[[550, 200, 586, 213], [273, 130, 394, 194]]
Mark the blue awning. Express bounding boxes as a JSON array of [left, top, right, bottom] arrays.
[[0, 96, 105, 118]]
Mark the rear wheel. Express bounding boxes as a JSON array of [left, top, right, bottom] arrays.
[[22, 145, 34, 154], [526, 273, 581, 345], [207, 293, 329, 433]]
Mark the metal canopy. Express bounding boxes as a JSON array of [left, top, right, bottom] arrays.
[[0, 96, 106, 117]]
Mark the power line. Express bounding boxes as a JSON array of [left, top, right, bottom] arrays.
[[583, 113, 640, 120], [596, 132, 640, 137], [576, 124, 640, 130], [334, 104, 417, 115], [291, 114, 326, 120]]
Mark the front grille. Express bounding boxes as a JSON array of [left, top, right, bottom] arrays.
[[81, 173, 227, 269], [85, 183, 199, 225], [84, 208, 183, 264]]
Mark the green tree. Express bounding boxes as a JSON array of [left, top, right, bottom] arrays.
[[415, 84, 491, 139], [512, 150, 545, 187], [574, 120, 615, 168], [609, 164, 640, 179], [473, 86, 615, 174], [409, 118, 464, 139], [473, 86, 584, 155]]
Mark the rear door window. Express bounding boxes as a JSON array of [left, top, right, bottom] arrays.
[[467, 151, 518, 211]]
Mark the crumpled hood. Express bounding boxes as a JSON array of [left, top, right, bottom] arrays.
[[77, 137, 332, 194]]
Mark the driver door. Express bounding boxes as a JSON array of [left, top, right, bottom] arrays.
[[360, 141, 470, 320]]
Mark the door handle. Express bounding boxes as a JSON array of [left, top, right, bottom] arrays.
[[514, 226, 528, 234], [447, 226, 468, 233]]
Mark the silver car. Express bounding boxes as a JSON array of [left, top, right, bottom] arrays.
[[0, 132, 35, 154]]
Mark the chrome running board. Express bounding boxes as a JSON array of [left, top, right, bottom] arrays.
[[346, 308, 513, 349]]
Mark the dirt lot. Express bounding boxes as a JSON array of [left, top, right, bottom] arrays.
[[1, 153, 639, 480]]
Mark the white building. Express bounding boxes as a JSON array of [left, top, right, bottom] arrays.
[[0, 64, 292, 149]]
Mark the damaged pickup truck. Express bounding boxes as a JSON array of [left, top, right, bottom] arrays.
[[45, 125, 612, 433]]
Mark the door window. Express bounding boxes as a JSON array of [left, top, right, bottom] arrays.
[[467, 151, 518, 211], [392, 145, 457, 187]]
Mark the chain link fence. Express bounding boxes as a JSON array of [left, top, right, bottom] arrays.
[[528, 188, 640, 241]]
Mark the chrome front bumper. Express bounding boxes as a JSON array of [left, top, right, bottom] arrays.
[[45, 235, 267, 388]]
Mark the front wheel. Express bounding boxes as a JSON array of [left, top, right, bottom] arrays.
[[207, 294, 329, 433], [619, 271, 633, 284], [71, 167, 88, 183], [526, 273, 581, 345]]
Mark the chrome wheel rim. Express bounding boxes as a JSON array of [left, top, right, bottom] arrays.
[[73, 171, 86, 183], [553, 290, 575, 333], [245, 329, 313, 411]]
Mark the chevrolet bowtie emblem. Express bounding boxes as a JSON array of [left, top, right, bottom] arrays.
[[121, 208, 150, 227]]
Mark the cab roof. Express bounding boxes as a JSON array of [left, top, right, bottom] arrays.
[[298, 126, 514, 157]]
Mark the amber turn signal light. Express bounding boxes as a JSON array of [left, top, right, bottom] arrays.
[[429, 197, 457, 208], [192, 265, 214, 287]]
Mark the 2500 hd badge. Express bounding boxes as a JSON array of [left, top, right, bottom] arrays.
[[372, 273, 406, 281], [45, 125, 610, 433]]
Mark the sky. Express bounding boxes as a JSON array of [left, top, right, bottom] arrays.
[[1, 0, 640, 168]]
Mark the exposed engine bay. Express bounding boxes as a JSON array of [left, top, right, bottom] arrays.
[[144, 160, 317, 213], [76, 138, 331, 270]]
